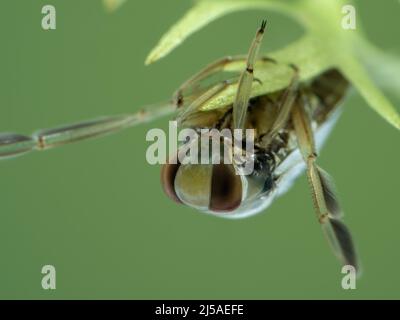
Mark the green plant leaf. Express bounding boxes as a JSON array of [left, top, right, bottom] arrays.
[[103, 0, 127, 12], [145, 0, 296, 65], [201, 35, 333, 111], [145, 0, 400, 130], [340, 56, 400, 129], [356, 39, 400, 99]]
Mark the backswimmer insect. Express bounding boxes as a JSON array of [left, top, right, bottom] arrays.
[[0, 21, 359, 271]]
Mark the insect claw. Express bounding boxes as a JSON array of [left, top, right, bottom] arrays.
[[253, 77, 263, 85], [260, 19, 267, 32], [261, 56, 277, 64], [289, 63, 300, 73]]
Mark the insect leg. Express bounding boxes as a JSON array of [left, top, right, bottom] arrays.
[[233, 20, 267, 130], [174, 55, 245, 106], [177, 79, 235, 125], [0, 101, 175, 160], [174, 54, 276, 108], [260, 65, 299, 147], [291, 93, 359, 271]]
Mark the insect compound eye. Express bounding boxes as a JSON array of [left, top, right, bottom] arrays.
[[209, 163, 242, 212], [174, 163, 213, 211], [160, 155, 183, 204], [173, 163, 242, 213]]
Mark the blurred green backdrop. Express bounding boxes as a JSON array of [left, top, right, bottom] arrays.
[[0, 0, 399, 299]]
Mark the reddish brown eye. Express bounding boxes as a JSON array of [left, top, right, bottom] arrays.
[[160, 157, 182, 204], [209, 164, 242, 212], [162, 154, 242, 213]]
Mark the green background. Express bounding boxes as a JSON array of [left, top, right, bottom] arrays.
[[0, 0, 399, 299]]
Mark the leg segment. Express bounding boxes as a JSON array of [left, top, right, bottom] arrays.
[[177, 79, 236, 125], [291, 93, 359, 271], [233, 20, 267, 130], [173, 55, 246, 107], [0, 102, 175, 160], [260, 65, 299, 148], [174, 54, 276, 108]]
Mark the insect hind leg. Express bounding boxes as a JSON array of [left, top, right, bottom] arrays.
[[291, 91, 360, 272], [0, 102, 175, 160]]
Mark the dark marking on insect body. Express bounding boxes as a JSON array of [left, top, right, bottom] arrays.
[[37, 136, 45, 150]]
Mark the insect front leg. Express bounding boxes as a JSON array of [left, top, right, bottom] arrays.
[[177, 79, 237, 125], [173, 54, 276, 108], [291, 93, 360, 272], [174, 55, 246, 107], [233, 20, 267, 130], [259, 64, 299, 148], [0, 102, 175, 160]]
